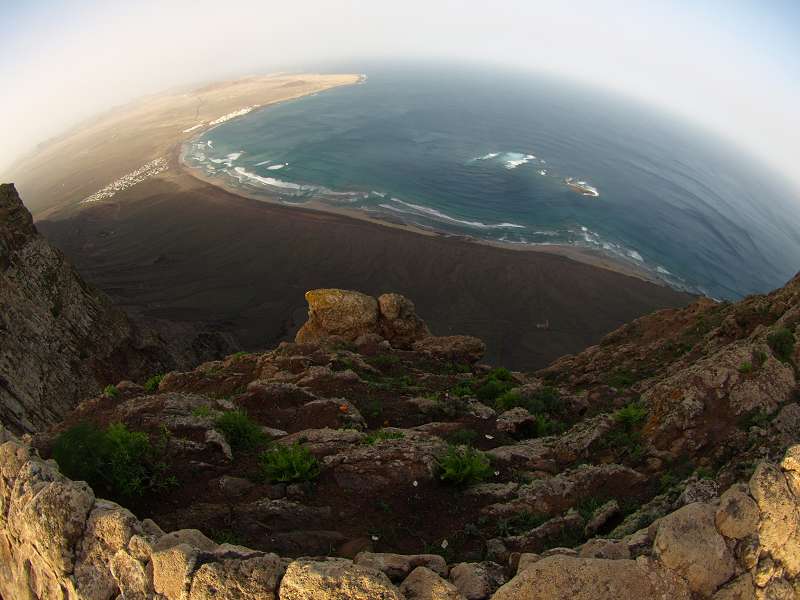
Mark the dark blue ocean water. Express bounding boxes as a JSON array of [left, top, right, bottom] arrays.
[[183, 66, 800, 299]]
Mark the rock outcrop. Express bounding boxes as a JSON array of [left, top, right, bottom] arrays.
[[0, 184, 176, 433], [296, 289, 431, 349], [5, 424, 800, 599]]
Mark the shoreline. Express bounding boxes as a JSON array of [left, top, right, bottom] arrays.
[[177, 147, 666, 288]]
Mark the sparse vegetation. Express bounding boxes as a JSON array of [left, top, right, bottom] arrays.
[[52, 422, 175, 501], [605, 368, 637, 388], [613, 401, 647, 430], [259, 443, 320, 483], [437, 445, 492, 486], [474, 368, 515, 402], [362, 429, 405, 445], [144, 374, 164, 393], [767, 327, 795, 362], [367, 354, 401, 369], [738, 361, 753, 374], [103, 384, 119, 398], [192, 405, 213, 418], [738, 409, 774, 431], [215, 410, 265, 452]]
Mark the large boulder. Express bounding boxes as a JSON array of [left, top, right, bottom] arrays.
[[296, 289, 380, 344], [278, 557, 404, 600], [652, 502, 736, 596], [295, 289, 430, 348], [188, 553, 285, 600], [401, 566, 465, 600], [492, 556, 691, 599]]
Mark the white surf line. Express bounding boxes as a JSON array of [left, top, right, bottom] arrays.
[[81, 158, 169, 204]]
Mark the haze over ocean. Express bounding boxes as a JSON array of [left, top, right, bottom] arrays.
[[184, 65, 800, 300]]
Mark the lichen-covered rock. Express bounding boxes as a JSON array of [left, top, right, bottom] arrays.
[[296, 289, 380, 344], [715, 484, 759, 539], [653, 502, 736, 596], [492, 556, 691, 600], [278, 557, 404, 600], [400, 566, 466, 600], [749, 461, 800, 577], [378, 293, 431, 347], [152, 542, 199, 600], [188, 553, 285, 599]]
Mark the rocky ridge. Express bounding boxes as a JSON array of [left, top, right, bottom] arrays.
[[3, 274, 799, 598]]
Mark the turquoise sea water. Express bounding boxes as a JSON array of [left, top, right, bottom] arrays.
[[183, 65, 800, 299]]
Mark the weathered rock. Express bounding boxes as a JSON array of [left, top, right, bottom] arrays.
[[577, 538, 630, 560], [152, 542, 198, 600], [492, 556, 692, 600], [678, 477, 719, 506], [400, 566, 466, 600], [325, 432, 447, 493], [296, 289, 380, 344], [448, 562, 506, 600], [378, 293, 431, 347], [354, 551, 447, 581], [715, 484, 759, 539], [749, 461, 800, 577], [188, 553, 285, 600], [278, 557, 404, 600], [583, 499, 619, 537], [496, 408, 537, 437], [711, 574, 755, 600], [652, 502, 736, 596]]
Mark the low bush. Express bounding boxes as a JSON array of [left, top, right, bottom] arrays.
[[144, 374, 164, 393], [103, 385, 119, 398], [215, 410, 266, 452], [767, 328, 795, 362], [52, 422, 175, 501], [259, 443, 320, 483], [437, 445, 492, 486], [738, 361, 753, 374], [614, 402, 647, 431], [496, 511, 548, 536]]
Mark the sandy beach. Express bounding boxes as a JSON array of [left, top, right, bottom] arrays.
[[6, 74, 695, 368]]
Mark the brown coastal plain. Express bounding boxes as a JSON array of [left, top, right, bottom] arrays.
[[5, 74, 694, 369]]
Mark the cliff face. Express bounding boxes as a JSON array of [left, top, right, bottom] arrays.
[[0, 183, 177, 433]]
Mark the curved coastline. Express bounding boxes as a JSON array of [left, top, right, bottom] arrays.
[[177, 112, 668, 289]]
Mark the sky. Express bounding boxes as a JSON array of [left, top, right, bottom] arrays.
[[1, 0, 798, 192]]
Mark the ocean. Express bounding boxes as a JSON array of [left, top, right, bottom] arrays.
[[182, 64, 800, 300]]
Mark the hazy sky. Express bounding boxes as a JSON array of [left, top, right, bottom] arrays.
[[2, 0, 798, 192]]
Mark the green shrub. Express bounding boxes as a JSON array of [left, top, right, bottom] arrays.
[[259, 443, 320, 482], [738, 409, 774, 431], [614, 402, 647, 431], [495, 390, 525, 412], [103, 385, 119, 398], [52, 422, 174, 501], [437, 445, 492, 486], [192, 405, 213, 418], [144, 374, 164, 393], [215, 410, 265, 452], [368, 354, 401, 368], [446, 428, 480, 447], [450, 381, 474, 398], [738, 362, 753, 374], [363, 429, 405, 445], [767, 328, 795, 362], [529, 414, 563, 438]]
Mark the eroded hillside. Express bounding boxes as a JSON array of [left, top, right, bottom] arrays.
[[5, 276, 798, 599]]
